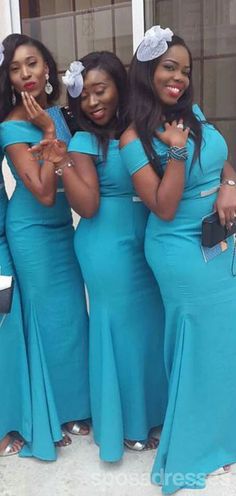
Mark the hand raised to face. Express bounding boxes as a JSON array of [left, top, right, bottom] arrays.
[[21, 92, 55, 134], [156, 119, 190, 148]]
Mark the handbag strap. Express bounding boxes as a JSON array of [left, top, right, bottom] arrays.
[[231, 236, 236, 277]]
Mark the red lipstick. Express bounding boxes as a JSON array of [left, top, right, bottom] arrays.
[[23, 82, 36, 90]]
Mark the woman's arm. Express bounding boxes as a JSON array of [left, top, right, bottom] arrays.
[[120, 121, 189, 220], [222, 161, 236, 179], [28, 138, 100, 217], [5, 93, 57, 206], [28, 139, 100, 218], [214, 160, 236, 226], [55, 151, 100, 218], [6, 143, 56, 206]]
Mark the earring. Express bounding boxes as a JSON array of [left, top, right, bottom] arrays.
[[11, 86, 16, 106], [45, 73, 53, 95], [116, 108, 120, 120]]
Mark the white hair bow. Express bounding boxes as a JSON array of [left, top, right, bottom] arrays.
[[0, 43, 5, 66], [62, 60, 85, 98], [137, 25, 174, 62]]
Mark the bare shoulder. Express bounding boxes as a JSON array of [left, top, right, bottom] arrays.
[[119, 126, 139, 148]]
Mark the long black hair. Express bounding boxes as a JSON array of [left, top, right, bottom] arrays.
[[67, 51, 129, 158], [0, 33, 60, 121], [128, 34, 203, 176]]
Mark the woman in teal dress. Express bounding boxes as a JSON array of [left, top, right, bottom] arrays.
[[35, 51, 168, 462], [0, 34, 90, 461], [120, 26, 236, 493], [0, 151, 31, 457]]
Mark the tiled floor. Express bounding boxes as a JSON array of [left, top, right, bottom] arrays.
[[1, 433, 236, 496]]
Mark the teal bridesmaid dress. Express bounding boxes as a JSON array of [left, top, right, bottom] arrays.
[[0, 122, 90, 461], [0, 151, 31, 445], [68, 132, 167, 462], [120, 105, 236, 493]]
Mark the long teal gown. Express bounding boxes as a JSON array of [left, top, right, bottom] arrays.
[[68, 132, 168, 462], [0, 122, 90, 461], [120, 105, 236, 493], [0, 152, 31, 445]]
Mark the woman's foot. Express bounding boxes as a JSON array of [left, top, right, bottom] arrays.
[[0, 434, 24, 457], [124, 436, 159, 451], [55, 431, 72, 448], [208, 465, 231, 477], [64, 421, 90, 436]]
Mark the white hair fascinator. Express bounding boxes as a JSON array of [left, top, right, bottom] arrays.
[[62, 60, 85, 98], [137, 25, 174, 62], [0, 43, 5, 66]]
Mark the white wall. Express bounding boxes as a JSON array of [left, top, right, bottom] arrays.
[[1, 0, 145, 200], [1, 0, 21, 197]]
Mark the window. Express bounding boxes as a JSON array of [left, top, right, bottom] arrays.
[[20, 0, 133, 104], [144, 0, 236, 165]]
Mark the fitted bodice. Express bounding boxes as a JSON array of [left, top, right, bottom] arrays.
[[0, 121, 43, 183], [120, 104, 228, 203], [68, 131, 136, 198], [0, 120, 72, 225]]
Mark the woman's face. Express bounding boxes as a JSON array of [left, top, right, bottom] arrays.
[[153, 45, 191, 106], [9, 44, 48, 99], [80, 68, 119, 126]]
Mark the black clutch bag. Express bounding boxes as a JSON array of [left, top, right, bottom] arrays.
[[0, 275, 14, 313], [202, 211, 236, 247]]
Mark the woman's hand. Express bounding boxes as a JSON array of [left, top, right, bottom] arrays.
[[29, 139, 67, 164], [214, 185, 236, 227], [21, 91, 55, 136], [156, 119, 190, 148]]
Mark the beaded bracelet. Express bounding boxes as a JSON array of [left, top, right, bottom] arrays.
[[167, 146, 188, 162]]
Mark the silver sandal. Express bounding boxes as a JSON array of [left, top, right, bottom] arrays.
[[55, 431, 72, 448], [208, 465, 231, 477], [65, 421, 90, 436], [0, 437, 24, 457], [124, 437, 159, 451]]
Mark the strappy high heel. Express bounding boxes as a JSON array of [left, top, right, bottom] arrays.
[[0, 436, 24, 457], [124, 436, 159, 451], [65, 421, 90, 436]]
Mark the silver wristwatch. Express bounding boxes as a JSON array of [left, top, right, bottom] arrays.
[[221, 179, 236, 187]]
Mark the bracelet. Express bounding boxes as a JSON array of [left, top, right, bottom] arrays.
[[55, 159, 74, 176], [167, 146, 188, 162], [220, 179, 236, 187]]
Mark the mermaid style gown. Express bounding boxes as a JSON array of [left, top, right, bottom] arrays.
[[120, 105, 236, 493], [0, 122, 90, 461], [0, 152, 31, 445], [68, 132, 168, 462]]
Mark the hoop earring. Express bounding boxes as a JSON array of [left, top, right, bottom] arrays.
[[11, 86, 16, 106], [45, 73, 53, 95]]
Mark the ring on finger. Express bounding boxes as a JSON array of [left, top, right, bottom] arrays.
[[177, 123, 184, 129]]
